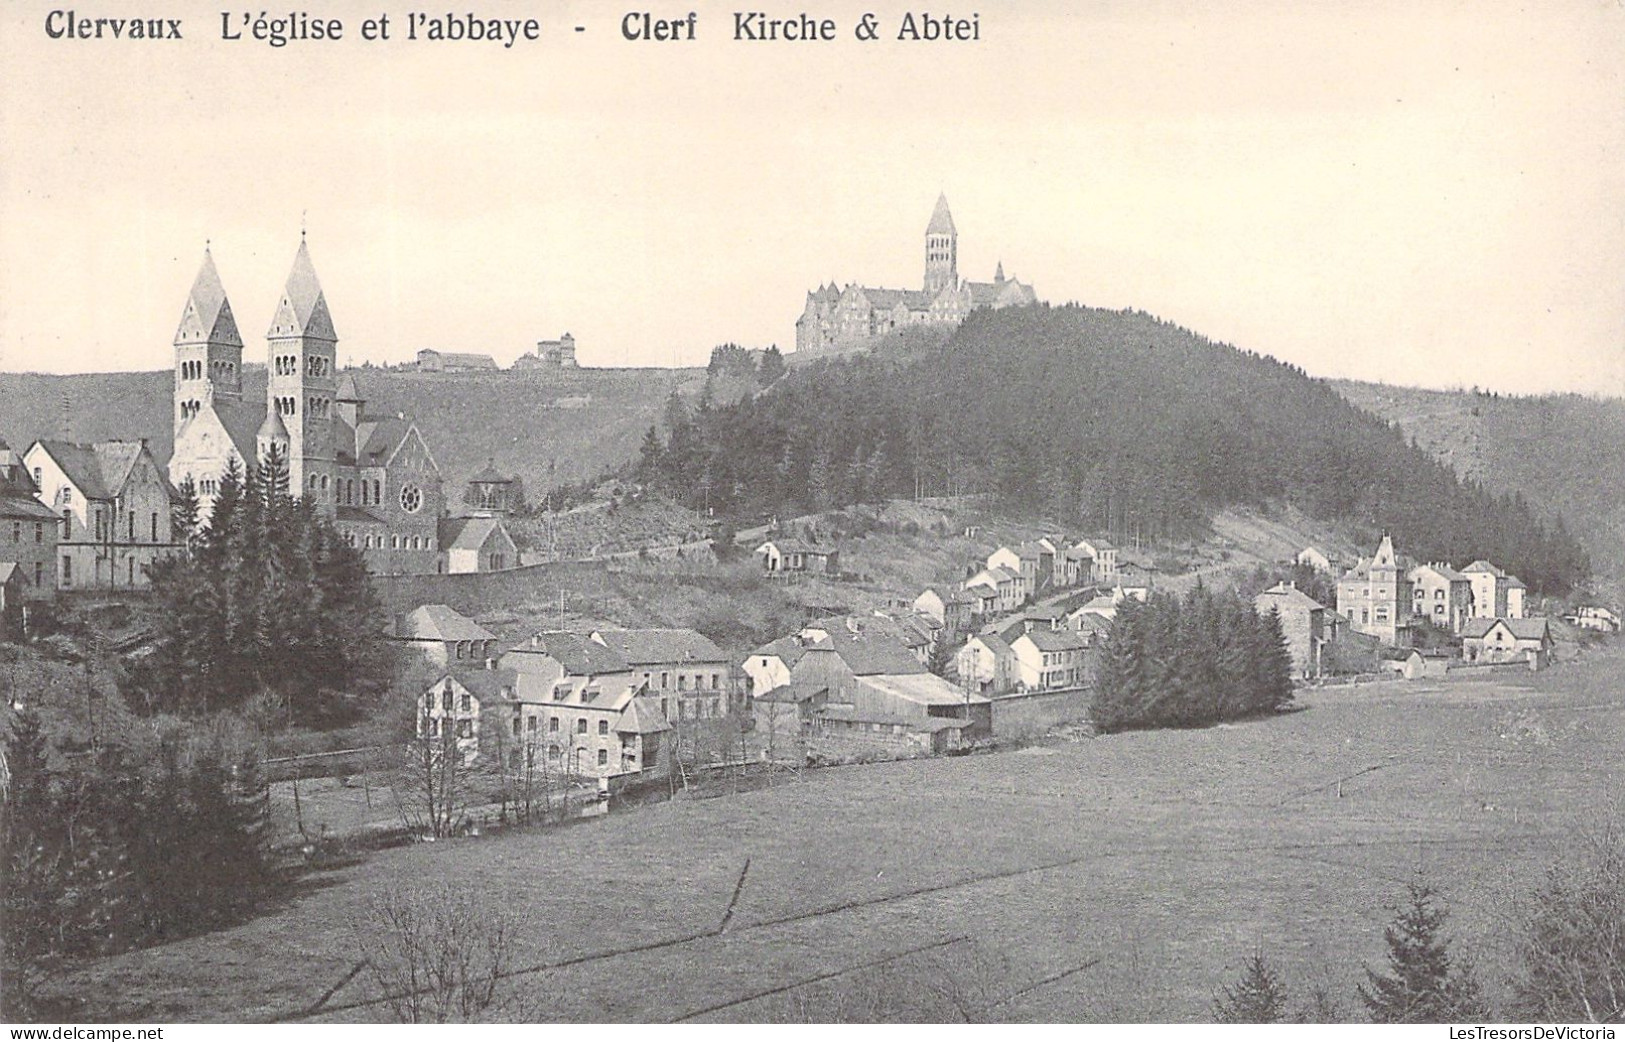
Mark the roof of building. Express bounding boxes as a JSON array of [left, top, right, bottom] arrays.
[[422, 350, 498, 368], [1506, 576, 1527, 590], [926, 193, 956, 236], [1378, 647, 1423, 662], [439, 515, 512, 553], [816, 705, 970, 732], [397, 604, 496, 644], [355, 417, 411, 463], [468, 461, 513, 484], [755, 681, 828, 705], [759, 537, 836, 556], [615, 695, 673, 735], [1015, 628, 1089, 653], [335, 505, 386, 525], [0, 484, 57, 520], [967, 632, 1014, 656], [965, 582, 998, 599], [1256, 583, 1328, 613], [859, 672, 990, 707], [810, 628, 927, 677], [32, 439, 155, 501], [444, 667, 518, 702], [514, 632, 631, 676], [175, 249, 243, 347], [749, 635, 818, 667], [273, 239, 336, 340], [1409, 562, 1469, 582], [1073, 613, 1112, 639], [1077, 595, 1117, 615], [591, 628, 727, 666], [1462, 617, 1550, 641], [1461, 559, 1506, 576], [0, 562, 24, 586]]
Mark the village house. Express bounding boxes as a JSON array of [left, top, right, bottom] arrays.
[[0, 440, 58, 604], [956, 632, 1016, 696], [588, 628, 737, 724], [1406, 562, 1474, 634], [417, 348, 498, 372], [742, 634, 819, 699], [1565, 606, 1620, 634], [756, 537, 840, 576], [1337, 535, 1412, 646], [804, 614, 934, 667], [1461, 560, 1528, 620], [496, 631, 673, 780], [437, 514, 518, 574], [1069, 538, 1119, 584], [964, 565, 1024, 614], [393, 604, 498, 667], [1296, 546, 1335, 574], [1462, 617, 1554, 669], [913, 585, 975, 636], [23, 439, 177, 591], [1009, 628, 1091, 691], [416, 667, 517, 764], [1378, 647, 1427, 681], [962, 580, 1000, 617], [1254, 581, 1329, 679]]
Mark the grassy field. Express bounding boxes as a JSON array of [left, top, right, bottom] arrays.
[[41, 641, 1625, 1023]]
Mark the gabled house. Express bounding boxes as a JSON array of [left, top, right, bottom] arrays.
[[1009, 628, 1090, 691], [1462, 617, 1553, 668], [1460, 560, 1530, 620], [417, 667, 517, 763], [23, 438, 177, 591], [1296, 546, 1334, 574], [963, 581, 1000, 617], [956, 633, 1016, 696], [1565, 606, 1620, 633], [1407, 563, 1474, 634], [437, 515, 517, 574], [743, 634, 819, 699], [964, 565, 1024, 614], [913, 585, 974, 636], [394, 604, 498, 666], [1505, 577, 1527, 619]]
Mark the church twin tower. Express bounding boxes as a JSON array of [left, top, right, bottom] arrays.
[[171, 239, 340, 509]]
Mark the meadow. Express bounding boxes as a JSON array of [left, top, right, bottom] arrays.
[[44, 642, 1625, 1022]]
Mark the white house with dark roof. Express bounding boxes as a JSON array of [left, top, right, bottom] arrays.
[[756, 537, 840, 575], [957, 632, 1016, 696], [1009, 628, 1090, 691], [23, 438, 177, 591], [1461, 560, 1531, 620], [1462, 617, 1554, 668], [1407, 562, 1474, 634]]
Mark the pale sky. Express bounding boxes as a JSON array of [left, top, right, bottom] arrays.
[[2, 0, 1621, 395]]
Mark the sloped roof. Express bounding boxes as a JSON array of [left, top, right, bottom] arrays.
[[335, 506, 385, 525], [1256, 583, 1328, 613], [336, 372, 363, 402], [1463, 617, 1550, 641], [516, 632, 631, 676], [439, 515, 513, 553], [850, 286, 934, 312], [591, 628, 726, 666], [860, 672, 989, 707], [759, 537, 835, 556], [269, 239, 336, 341], [1461, 560, 1506, 576], [969, 632, 1014, 656], [615, 695, 673, 735], [1409, 562, 1469, 583], [1016, 628, 1089, 653], [0, 492, 57, 521], [1506, 576, 1527, 590], [926, 193, 955, 235], [816, 628, 927, 676], [1073, 614, 1112, 639], [424, 351, 497, 368], [398, 604, 496, 643], [469, 461, 512, 484], [750, 635, 814, 666], [34, 440, 153, 501], [255, 402, 289, 446], [174, 249, 243, 347], [448, 667, 517, 702], [356, 417, 411, 462], [0, 562, 24, 586]]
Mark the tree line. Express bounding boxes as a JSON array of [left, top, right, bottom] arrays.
[[133, 446, 387, 722], [637, 305, 1589, 593], [1090, 585, 1296, 732]]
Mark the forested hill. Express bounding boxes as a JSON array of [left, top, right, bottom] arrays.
[[638, 304, 1591, 594], [1334, 380, 1625, 590]]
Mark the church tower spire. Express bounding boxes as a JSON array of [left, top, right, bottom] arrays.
[[923, 193, 958, 294], [265, 238, 338, 514], [173, 245, 244, 440]]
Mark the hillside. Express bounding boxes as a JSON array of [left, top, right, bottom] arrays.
[[1333, 380, 1625, 590], [637, 304, 1591, 595], [0, 365, 709, 505]]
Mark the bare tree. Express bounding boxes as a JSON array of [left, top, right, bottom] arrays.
[[390, 703, 470, 839], [352, 884, 528, 1023]]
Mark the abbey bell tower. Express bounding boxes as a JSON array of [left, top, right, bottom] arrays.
[[923, 192, 958, 294], [264, 237, 338, 513], [173, 247, 243, 437]]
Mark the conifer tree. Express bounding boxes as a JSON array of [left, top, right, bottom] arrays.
[[1213, 950, 1289, 1023], [1360, 880, 1488, 1023]]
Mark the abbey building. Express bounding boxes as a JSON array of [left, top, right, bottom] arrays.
[[168, 241, 461, 576], [794, 195, 1038, 356]]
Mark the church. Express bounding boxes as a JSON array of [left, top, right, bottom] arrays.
[[168, 239, 455, 576], [794, 195, 1038, 356]]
